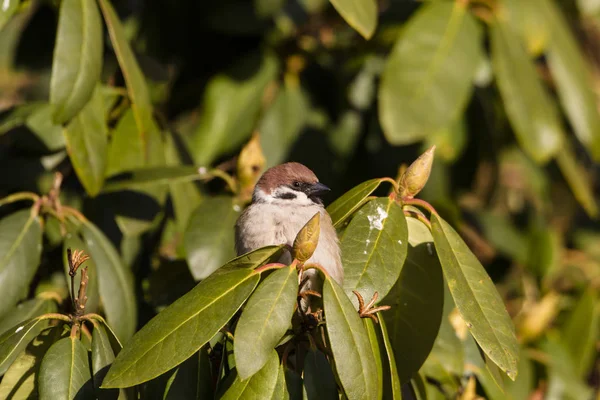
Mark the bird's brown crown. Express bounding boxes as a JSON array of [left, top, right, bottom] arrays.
[[256, 162, 319, 194]]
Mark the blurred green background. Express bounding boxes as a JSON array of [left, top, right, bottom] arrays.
[[1, 0, 600, 398]]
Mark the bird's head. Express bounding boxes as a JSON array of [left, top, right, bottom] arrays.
[[252, 162, 330, 206]]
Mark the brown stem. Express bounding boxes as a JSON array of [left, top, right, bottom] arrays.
[[402, 198, 439, 217], [62, 206, 88, 222], [302, 263, 330, 279], [254, 263, 287, 274]]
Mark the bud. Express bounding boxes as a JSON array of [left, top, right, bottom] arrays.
[[237, 132, 266, 201], [399, 145, 436, 199], [293, 212, 320, 263]]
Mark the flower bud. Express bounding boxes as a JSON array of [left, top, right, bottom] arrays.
[[293, 212, 320, 262], [399, 145, 436, 199]]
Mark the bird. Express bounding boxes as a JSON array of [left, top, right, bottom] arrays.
[[235, 162, 344, 296]]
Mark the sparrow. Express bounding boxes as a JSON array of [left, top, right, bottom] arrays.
[[235, 162, 344, 292]]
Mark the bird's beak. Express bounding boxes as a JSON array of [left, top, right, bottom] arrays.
[[307, 182, 331, 197]]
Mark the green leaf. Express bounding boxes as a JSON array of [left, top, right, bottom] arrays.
[[63, 234, 100, 314], [80, 220, 137, 342], [191, 54, 278, 165], [0, 297, 56, 336], [490, 19, 562, 163], [0, 328, 60, 399], [303, 348, 338, 399], [39, 336, 94, 399], [378, 317, 402, 399], [103, 166, 208, 193], [476, 211, 528, 264], [363, 319, 382, 400], [102, 267, 260, 388], [165, 132, 203, 233], [342, 197, 408, 307], [24, 104, 66, 151], [504, 347, 533, 400], [220, 350, 281, 399], [63, 86, 108, 197], [0, 0, 19, 31], [540, 0, 600, 160], [379, 2, 481, 144], [0, 209, 42, 318], [259, 80, 309, 167], [50, 0, 103, 124], [543, 335, 592, 400], [105, 109, 143, 177], [92, 324, 121, 400], [184, 196, 241, 280], [0, 318, 50, 376], [97, 0, 161, 165], [562, 287, 599, 378], [382, 241, 443, 384], [326, 178, 383, 228], [234, 265, 298, 379], [227, 245, 286, 269], [555, 141, 598, 217], [431, 214, 519, 380], [323, 277, 378, 400], [463, 335, 505, 400], [329, 0, 377, 39]]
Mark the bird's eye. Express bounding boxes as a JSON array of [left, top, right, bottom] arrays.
[[293, 181, 301, 188]]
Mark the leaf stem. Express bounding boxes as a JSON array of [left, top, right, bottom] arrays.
[[402, 198, 439, 217], [39, 313, 72, 323], [0, 192, 39, 208], [380, 177, 399, 193], [403, 209, 432, 230], [208, 169, 238, 194], [62, 206, 89, 222], [254, 262, 287, 274], [302, 263, 330, 279]]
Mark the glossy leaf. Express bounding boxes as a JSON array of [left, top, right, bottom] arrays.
[[542, 0, 600, 161], [327, 178, 383, 227], [329, 0, 377, 39], [323, 277, 378, 400], [342, 197, 408, 308], [259, 81, 309, 167], [92, 324, 121, 399], [431, 214, 519, 380], [363, 319, 383, 400], [98, 0, 161, 163], [543, 335, 592, 400], [220, 350, 280, 399], [50, 0, 103, 124], [0, 328, 60, 399], [0, 209, 42, 318], [379, 317, 402, 399], [184, 196, 241, 280], [382, 242, 443, 384], [0, 0, 19, 31], [555, 142, 598, 217], [379, 2, 481, 144], [103, 166, 208, 193], [304, 348, 338, 399], [227, 244, 285, 269], [191, 54, 278, 165], [490, 19, 562, 163], [102, 267, 260, 388], [80, 220, 137, 342], [63, 86, 107, 197], [24, 103, 66, 151], [39, 336, 94, 399], [0, 318, 49, 376], [234, 265, 298, 379], [0, 297, 56, 336], [105, 109, 143, 177], [562, 287, 598, 378]]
